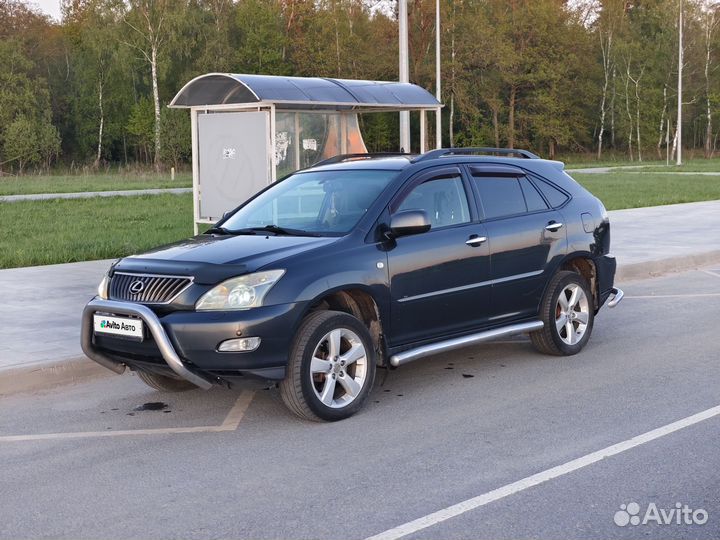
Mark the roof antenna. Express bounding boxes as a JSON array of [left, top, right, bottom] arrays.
[[400, 147, 405, 153]]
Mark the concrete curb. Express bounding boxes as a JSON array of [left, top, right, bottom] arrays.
[[0, 356, 111, 397], [616, 250, 720, 282], [2, 252, 720, 396]]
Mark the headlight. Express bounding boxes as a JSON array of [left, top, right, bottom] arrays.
[[196, 270, 285, 311], [97, 274, 110, 299]]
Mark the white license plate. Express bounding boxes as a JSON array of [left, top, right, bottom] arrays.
[[93, 314, 144, 340]]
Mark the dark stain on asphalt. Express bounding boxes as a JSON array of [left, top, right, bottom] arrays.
[[134, 402, 169, 411], [462, 374, 475, 378], [396, 394, 403, 397], [163, 410, 172, 413], [445, 366, 454, 370]]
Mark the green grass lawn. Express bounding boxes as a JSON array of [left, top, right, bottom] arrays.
[[0, 194, 193, 269], [1, 169, 720, 269], [570, 172, 720, 210], [0, 172, 192, 196]]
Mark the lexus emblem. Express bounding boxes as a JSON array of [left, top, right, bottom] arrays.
[[129, 280, 145, 294]]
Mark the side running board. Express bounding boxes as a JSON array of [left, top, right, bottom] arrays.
[[389, 321, 544, 367]]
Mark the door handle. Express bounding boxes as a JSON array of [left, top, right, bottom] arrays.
[[465, 235, 487, 246], [545, 222, 564, 232]]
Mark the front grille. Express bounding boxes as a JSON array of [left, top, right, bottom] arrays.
[[109, 272, 192, 304]]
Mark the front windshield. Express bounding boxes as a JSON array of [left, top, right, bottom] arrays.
[[221, 169, 398, 236]]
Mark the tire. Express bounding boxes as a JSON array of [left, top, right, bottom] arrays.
[[531, 270, 595, 356], [280, 310, 376, 422], [136, 369, 196, 392]]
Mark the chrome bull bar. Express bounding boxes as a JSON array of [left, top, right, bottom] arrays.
[[81, 297, 213, 390]]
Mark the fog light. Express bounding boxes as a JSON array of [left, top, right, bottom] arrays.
[[218, 337, 261, 352]]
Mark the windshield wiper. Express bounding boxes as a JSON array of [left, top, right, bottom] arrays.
[[205, 226, 257, 236], [249, 225, 322, 237]]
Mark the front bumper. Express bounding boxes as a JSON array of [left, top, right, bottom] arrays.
[[81, 298, 304, 388]]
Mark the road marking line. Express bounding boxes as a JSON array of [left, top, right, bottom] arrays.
[[624, 293, 720, 299], [218, 390, 256, 430], [702, 269, 720, 279], [365, 404, 720, 540], [0, 391, 255, 443]]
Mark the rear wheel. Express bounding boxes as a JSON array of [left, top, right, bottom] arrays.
[[531, 271, 594, 356], [136, 370, 196, 392], [280, 310, 376, 422]]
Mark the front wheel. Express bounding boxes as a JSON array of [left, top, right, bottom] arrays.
[[280, 310, 376, 422], [531, 271, 595, 356]]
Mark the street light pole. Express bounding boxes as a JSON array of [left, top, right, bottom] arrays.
[[435, 0, 442, 149], [399, 0, 410, 152], [677, 0, 683, 165]]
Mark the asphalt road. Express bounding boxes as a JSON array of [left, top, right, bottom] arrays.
[[1, 268, 719, 540]]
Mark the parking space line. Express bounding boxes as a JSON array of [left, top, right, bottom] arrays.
[[702, 269, 720, 279], [364, 404, 720, 540], [0, 390, 256, 443], [218, 390, 256, 430]]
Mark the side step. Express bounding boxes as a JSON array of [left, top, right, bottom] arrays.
[[389, 320, 544, 367]]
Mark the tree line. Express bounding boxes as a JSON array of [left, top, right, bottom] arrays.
[[1, 0, 718, 174]]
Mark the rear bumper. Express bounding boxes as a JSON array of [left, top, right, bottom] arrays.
[[596, 254, 622, 309], [81, 298, 304, 387]]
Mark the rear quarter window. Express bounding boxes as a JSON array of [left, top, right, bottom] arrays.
[[533, 178, 570, 208]]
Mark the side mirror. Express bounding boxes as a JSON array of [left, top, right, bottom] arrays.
[[389, 210, 431, 238]]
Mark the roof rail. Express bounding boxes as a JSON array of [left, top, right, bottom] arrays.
[[413, 147, 540, 162], [314, 152, 412, 167]]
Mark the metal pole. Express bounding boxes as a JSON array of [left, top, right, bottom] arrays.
[[435, 0, 442, 149], [420, 110, 426, 153], [677, 0, 683, 165], [399, 0, 410, 152]]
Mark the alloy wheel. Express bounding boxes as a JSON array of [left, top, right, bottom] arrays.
[[309, 327, 368, 409], [555, 283, 590, 345]]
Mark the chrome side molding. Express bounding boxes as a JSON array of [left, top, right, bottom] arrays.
[[607, 287, 624, 308], [389, 320, 544, 367], [81, 298, 214, 390]]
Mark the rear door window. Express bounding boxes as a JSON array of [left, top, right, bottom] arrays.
[[472, 177, 527, 219], [520, 178, 549, 212]]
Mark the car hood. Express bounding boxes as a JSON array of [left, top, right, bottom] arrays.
[[112, 233, 338, 284]]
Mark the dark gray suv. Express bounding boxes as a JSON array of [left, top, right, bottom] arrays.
[[82, 148, 623, 421]]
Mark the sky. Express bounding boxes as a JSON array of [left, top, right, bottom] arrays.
[[24, 0, 62, 21]]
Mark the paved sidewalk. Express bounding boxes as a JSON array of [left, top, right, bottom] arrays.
[[566, 165, 648, 174], [0, 187, 191, 203], [0, 259, 111, 367], [609, 200, 720, 277], [1, 200, 719, 392]]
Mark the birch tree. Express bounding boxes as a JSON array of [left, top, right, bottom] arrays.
[[121, 0, 173, 171], [702, 1, 719, 157]]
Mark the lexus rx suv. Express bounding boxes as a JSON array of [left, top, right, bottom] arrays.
[[82, 148, 623, 421]]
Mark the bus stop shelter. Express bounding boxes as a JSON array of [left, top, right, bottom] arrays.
[[169, 73, 442, 230]]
